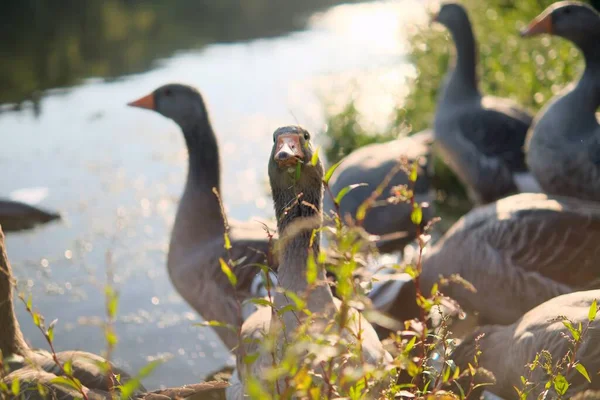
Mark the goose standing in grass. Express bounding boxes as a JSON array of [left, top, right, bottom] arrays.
[[323, 129, 434, 254], [128, 85, 278, 350], [128, 84, 426, 350], [432, 2, 538, 205], [0, 225, 228, 399], [227, 126, 391, 399], [452, 290, 600, 399], [0, 199, 60, 232], [417, 193, 600, 326], [521, 2, 600, 201]]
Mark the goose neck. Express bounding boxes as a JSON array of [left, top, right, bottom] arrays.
[[181, 117, 221, 193], [443, 21, 480, 101], [272, 186, 333, 309]]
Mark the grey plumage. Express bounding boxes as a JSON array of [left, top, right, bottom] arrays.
[[323, 129, 434, 253], [419, 193, 600, 325], [452, 290, 600, 398], [522, 1, 600, 201], [433, 2, 534, 204]]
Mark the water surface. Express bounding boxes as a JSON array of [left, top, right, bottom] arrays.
[[0, 0, 426, 389]]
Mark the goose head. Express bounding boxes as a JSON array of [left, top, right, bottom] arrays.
[[431, 2, 471, 33], [128, 83, 209, 131], [520, 2, 600, 48], [268, 126, 324, 193]]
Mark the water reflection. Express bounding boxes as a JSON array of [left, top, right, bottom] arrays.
[[0, 0, 426, 390], [1, 0, 364, 112]]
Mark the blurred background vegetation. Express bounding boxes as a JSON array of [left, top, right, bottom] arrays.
[[322, 0, 598, 207]]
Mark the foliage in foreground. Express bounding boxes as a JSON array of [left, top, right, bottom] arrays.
[[1, 156, 598, 399], [209, 158, 599, 399]]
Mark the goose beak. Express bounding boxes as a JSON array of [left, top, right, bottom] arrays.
[[127, 93, 155, 110], [520, 12, 553, 37], [274, 134, 304, 167]]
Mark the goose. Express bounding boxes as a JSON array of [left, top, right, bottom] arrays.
[[432, 2, 539, 205], [323, 129, 434, 254], [227, 126, 391, 398], [0, 225, 228, 399], [128, 84, 279, 351], [0, 199, 60, 232], [452, 290, 600, 399], [521, 1, 600, 201], [127, 84, 425, 350], [416, 193, 600, 326]]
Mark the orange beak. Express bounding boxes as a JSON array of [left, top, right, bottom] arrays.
[[127, 93, 155, 110], [274, 134, 304, 167], [520, 12, 553, 37]]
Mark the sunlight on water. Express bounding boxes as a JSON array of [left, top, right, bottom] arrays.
[[0, 0, 428, 390]]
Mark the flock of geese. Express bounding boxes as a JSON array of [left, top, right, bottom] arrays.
[[2, 0, 600, 399]]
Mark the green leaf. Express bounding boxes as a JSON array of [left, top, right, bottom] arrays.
[[589, 299, 597, 322], [404, 336, 417, 354], [105, 286, 119, 319], [47, 319, 57, 342], [576, 363, 591, 383], [334, 183, 368, 206], [430, 283, 438, 297], [323, 160, 344, 185], [553, 374, 569, 395], [63, 359, 73, 376], [356, 202, 368, 223], [106, 330, 118, 346], [442, 365, 451, 383], [311, 146, 320, 166], [562, 320, 580, 341], [247, 298, 273, 308], [49, 376, 82, 391], [277, 304, 297, 317], [219, 258, 237, 287], [411, 203, 422, 225], [36, 382, 47, 397], [306, 253, 317, 285], [243, 352, 260, 365], [295, 162, 301, 181], [11, 378, 19, 395], [223, 232, 232, 250], [26, 294, 32, 310], [195, 320, 237, 333], [409, 161, 418, 183], [32, 312, 41, 328], [246, 376, 272, 400]]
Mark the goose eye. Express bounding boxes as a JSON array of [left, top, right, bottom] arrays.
[[303, 132, 310, 141]]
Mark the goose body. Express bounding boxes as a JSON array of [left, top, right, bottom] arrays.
[[453, 290, 600, 399], [324, 129, 434, 253], [522, 1, 600, 201], [419, 193, 600, 325], [0, 199, 60, 232], [227, 126, 390, 399], [433, 3, 537, 205]]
